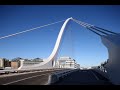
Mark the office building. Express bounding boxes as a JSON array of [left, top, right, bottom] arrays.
[[56, 56, 80, 69]]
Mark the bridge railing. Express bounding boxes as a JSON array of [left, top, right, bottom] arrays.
[[92, 66, 109, 80], [47, 68, 79, 85], [0, 68, 64, 75]]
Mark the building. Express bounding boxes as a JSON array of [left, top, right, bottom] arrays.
[[75, 64, 80, 69], [0, 58, 12, 69], [23, 59, 43, 66], [56, 56, 80, 69], [0, 58, 4, 69], [11, 61, 20, 69], [4, 60, 11, 67]]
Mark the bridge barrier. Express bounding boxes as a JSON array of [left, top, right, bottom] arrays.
[[92, 68, 109, 80], [0, 69, 18, 75], [47, 68, 79, 85], [0, 71, 6, 75], [0, 68, 65, 75]]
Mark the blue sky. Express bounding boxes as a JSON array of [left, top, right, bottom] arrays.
[[0, 5, 120, 67]]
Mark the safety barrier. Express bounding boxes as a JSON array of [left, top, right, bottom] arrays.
[[92, 68, 109, 80], [47, 68, 79, 85], [0, 68, 64, 75]]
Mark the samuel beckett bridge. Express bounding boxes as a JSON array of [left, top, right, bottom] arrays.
[[0, 17, 120, 85]]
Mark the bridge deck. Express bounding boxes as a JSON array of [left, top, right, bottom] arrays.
[[52, 69, 113, 85]]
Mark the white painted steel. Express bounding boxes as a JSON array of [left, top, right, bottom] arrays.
[[19, 17, 73, 70], [101, 34, 120, 85]]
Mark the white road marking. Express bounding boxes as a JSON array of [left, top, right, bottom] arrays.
[[2, 73, 50, 85], [89, 70, 99, 80]]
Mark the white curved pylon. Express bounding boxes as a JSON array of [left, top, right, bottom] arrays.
[[47, 17, 73, 61], [18, 17, 73, 70]]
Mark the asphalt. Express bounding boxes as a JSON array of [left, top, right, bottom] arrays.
[[0, 69, 64, 85], [52, 69, 113, 85], [0, 69, 114, 85]]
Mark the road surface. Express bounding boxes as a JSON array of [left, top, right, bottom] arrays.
[[0, 69, 113, 85], [52, 69, 113, 85], [0, 69, 64, 85]]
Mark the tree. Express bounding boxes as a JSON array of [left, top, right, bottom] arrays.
[[24, 58, 31, 61], [11, 57, 23, 61], [101, 61, 107, 67], [3, 58, 10, 67], [32, 58, 43, 62]]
